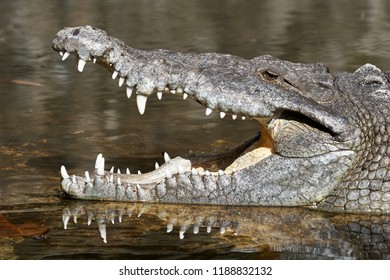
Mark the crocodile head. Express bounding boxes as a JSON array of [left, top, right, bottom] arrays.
[[53, 26, 390, 213]]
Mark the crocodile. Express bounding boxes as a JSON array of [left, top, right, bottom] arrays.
[[52, 25, 390, 214]]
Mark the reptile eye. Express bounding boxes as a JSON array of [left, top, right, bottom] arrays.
[[259, 70, 279, 81]]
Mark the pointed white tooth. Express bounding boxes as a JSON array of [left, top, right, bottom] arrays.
[[97, 157, 105, 176], [191, 168, 198, 175], [232, 114, 237, 120], [118, 77, 125, 87], [220, 227, 226, 234], [72, 175, 76, 184], [205, 107, 213, 116], [111, 216, 115, 224], [137, 170, 142, 175], [136, 94, 148, 115], [157, 91, 163, 100], [110, 166, 114, 173], [167, 223, 174, 233], [242, 116, 246, 120], [73, 215, 78, 224], [118, 212, 123, 223], [77, 59, 86, 72], [193, 224, 200, 234], [62, 51, 70, 61], [111, 70, 118, 79], [59, 51, 64, 56], [183, 93, 188, 100], [85, 171, 91, 183], [164, 152, 171, 162], [117, 169, 121, 175], [93, 57, 97, 63], [95, 153, 103, 169], [126, 168, 131, 175], [218, 170, 225, 176], [109, 174, 114, 183], [60, 165, 70, 179], [155, 162, 160, 170], [126, 87, 133, 99], [87, 215, 92, 226], [117, 177, 121, 185], [176, 87, 183, 94], [98, 221, 107, 243], [207, 226, 212, 233], [220, 111, 226, 119], [170, 89, 176, 94], [179, 230, 185, 240], [205, 170, 210, 176], [62, 209, 70, 230]]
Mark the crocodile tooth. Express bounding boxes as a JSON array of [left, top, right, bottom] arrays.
[[164, 152, 171, 162], [73, 215, 78, 224], [117, 176, 121, 185], [176, 87, 183, 94], [137, 170, 142, 174], [242, 116, 246, 120], [98, 220, 107, 243], [157, 91, 163, 100], [126, 168, 131, 174], [218, 170, 225, 176], [87, 215, 92, 225], [118, 211, 123, 223], [220, 227, 226, 234], [85, 171, 91, 183], [193, 224, 200, 234], [207, 225, 212, 233], [62, 51, 70, 61], [170, 89, 176, 94], [59, 51, 64, 56], [232, 114, 237, 120], [167, 223, 174, 233], [117, 168, 121, 175], [183, 93, 188, 100], [97, 157, 105, 176], [77, 59, 86, 72], [118, 77, 125, 87], [220, 111, 226, 119], [126, 87, 133, 99], [136, 94, 148, 115], [62, 208, 70, 229], [111, 70, 118, 79], [205, 170, 211, 176], [60, 165, 70, 179], [191, 168, 198, 175], [179, 225, 188, 240], [109, 174, 114, 183], [110, 166, 114, 173], [155, 162, 160, 169], [205, 107, 213, 116], [95, 153, 103, 169], [93, 57, 97, 63], [72, 175, 76, 184]]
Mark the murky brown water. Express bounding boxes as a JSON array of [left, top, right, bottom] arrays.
[[1, 0, 390, 259]]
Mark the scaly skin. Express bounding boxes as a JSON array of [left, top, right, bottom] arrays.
[[52, 26, 390, 214]]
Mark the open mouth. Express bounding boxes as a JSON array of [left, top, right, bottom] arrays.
[[58, 48, 276, 176]]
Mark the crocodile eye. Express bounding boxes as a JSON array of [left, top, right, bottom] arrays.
[[259, 70, 279, 81]]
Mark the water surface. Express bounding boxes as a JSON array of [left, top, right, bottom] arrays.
[[1, 0, 390, 259]]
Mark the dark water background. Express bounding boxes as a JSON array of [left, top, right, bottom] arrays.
[[1, 0, 390, 259]]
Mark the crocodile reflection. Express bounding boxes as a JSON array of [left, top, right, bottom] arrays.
[[61, 202, 390, 259]]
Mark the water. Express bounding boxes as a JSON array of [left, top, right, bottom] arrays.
[[1, 0, 390, 259]]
